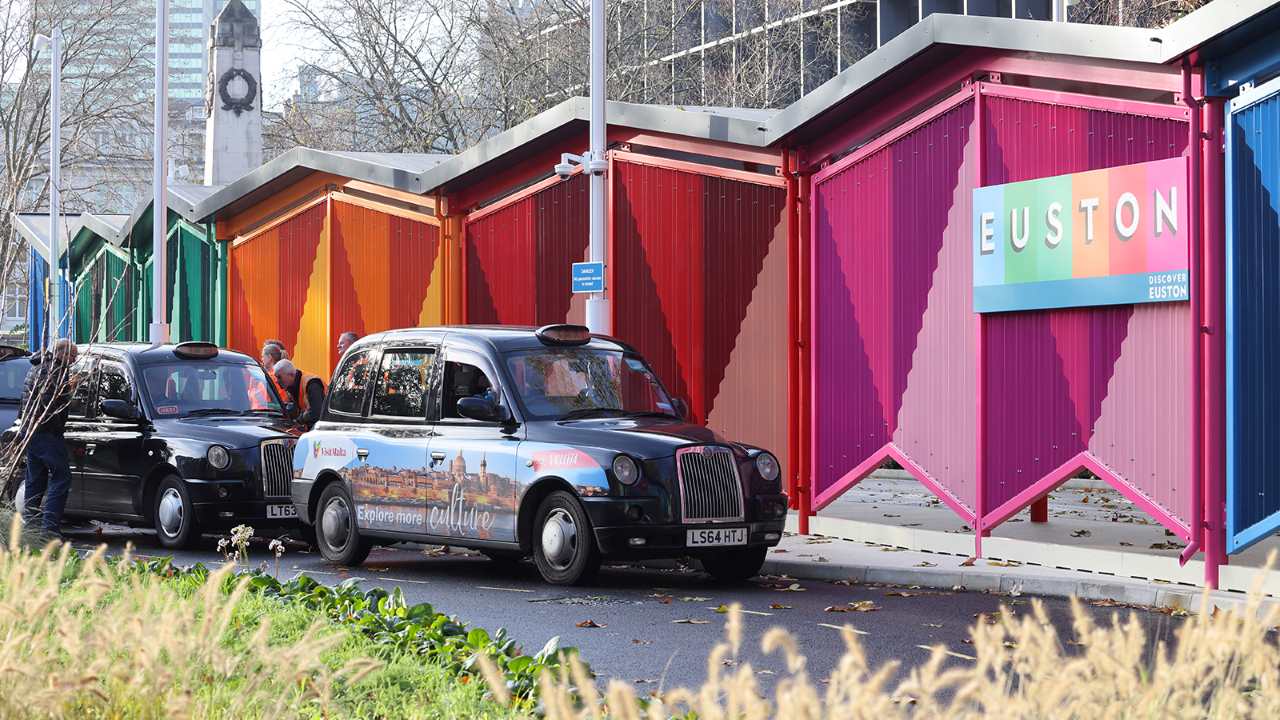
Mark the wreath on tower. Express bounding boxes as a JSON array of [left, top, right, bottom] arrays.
[[218, 67, 257, 116]]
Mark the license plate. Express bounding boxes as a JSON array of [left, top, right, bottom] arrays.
[[267, 503, 297, 519], [687, 527, 747, 547]]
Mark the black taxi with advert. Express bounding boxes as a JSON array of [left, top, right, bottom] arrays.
[[292, 324, 788, 585], [9, 342, 301, 547]]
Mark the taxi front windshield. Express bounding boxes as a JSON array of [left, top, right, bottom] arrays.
[[142, 362, 283, 418], [504, 347, 677, 421]]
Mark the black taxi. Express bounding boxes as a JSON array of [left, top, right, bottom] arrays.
[[292, 325, 788, 585], [9, 342, 300, 547]]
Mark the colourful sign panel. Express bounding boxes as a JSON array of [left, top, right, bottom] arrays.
[[973, 157, 1190, 313]]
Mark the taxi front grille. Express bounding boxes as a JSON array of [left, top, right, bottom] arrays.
[[260, 439, 293, 498], [676, 446, 744, 523]]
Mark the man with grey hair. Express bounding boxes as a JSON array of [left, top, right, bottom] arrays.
[[336, 331, 358, 357], [19, 339, 80, 536], [274, 359, 325, 429]]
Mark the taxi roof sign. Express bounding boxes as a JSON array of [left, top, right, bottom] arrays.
[[173, 341, 219, 359], [535, 324, 592, 346]]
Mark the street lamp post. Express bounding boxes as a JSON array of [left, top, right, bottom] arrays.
[[150, 0, 170, 345], [33, 30, 63, 342]]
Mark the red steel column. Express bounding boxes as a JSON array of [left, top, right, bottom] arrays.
[[1030, 498, 1049, 523], [799, 162, 813, 536], [1203, 95, 1227, 585], [785, 150, 801, 507]]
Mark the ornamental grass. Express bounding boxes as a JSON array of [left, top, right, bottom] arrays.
[[506, 568, 1280, 719]]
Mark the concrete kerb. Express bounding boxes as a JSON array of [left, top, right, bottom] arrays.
[[762, 549, 1279, 617]]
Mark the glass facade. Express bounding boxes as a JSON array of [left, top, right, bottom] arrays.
[[168, 0, 262, 107]]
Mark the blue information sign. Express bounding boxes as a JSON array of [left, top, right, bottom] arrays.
[[571, 261, 605, 293]]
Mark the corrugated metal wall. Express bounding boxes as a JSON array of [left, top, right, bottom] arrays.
[[811, 100, 978, 511], [1227, 81, 1280, 552], [228, 202, 327, 376], [981, 95, 1191, 525], [613, 159, 789, 468], [464, 173, 589, 325], [171, 223, 224, 344], [73, 250, 137, 343], [330, 200, 442, 369]]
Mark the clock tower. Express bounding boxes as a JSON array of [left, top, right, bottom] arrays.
[[204, 0, 263, 185]]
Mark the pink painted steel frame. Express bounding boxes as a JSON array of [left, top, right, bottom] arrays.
[[977, 82, 1190, 121], [611, 150, 786, 188], [813, 443, 977, 523], [974, 83, 988, 557]]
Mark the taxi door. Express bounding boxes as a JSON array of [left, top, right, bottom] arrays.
[[423, 343, 520, 543], [339, 343, 438, 536], [79, 360, 146, 518], [60, 355, 101, 514]]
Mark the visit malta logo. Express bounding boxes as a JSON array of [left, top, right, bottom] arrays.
[[312, 440, 322, 459], [312, 440, 347, 459]]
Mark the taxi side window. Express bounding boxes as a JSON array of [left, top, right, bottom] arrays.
[[328, 350, 373, 416], [96, 363, 136, 415], [371, 349, 435, 419], [67, 358, 98, 418], [440, 360, 499, 421]]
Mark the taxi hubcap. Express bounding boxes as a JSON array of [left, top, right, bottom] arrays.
[[322, 497, 350, 549], [541, 508, 577, 569], [158, 488, 184, 536]]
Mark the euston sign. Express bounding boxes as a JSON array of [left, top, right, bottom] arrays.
[[972, 157, 1189, 313]]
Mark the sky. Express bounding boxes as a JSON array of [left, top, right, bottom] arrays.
[[257, 0, 306, 111]]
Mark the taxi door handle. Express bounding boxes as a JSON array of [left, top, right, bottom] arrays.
[[356, 448, 369, 461], [85, 443, 97, 455]]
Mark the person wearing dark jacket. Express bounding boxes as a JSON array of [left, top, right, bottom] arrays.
[[273, 359, 325, 429], [19, 339, 79, 536]]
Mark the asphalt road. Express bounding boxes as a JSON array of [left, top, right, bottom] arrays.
[[65, 524, 1188, 696]]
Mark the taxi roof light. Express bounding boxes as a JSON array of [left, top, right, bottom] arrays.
[[173, 341, 219, 359], [535, 324, 591, 346]]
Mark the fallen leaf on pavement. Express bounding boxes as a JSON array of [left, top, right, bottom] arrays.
[[880, 546, 907, 552], [914, 561, 937, 568], [649, 594, 673, 604], [681, 596, 711, 602], [1071, 530, 1092, 538], [885, 591, 918, 598], [772, 548, 788, 553], [632, 639, 653, 645], [769, 603, 792, 610], [922, 623, 943, 628], [673, 618, 710, 625], [713, 604, 731, 614], [778, 583, 806, 592], [826, 601, 879, 613], [757, 669, 775, 676], [960, 557, 977, 567], [805, 537, 832, 544], [1150, 541, 1181, 550], [576, 620, 605, 628], [814, 556, 830, 563], [987, 559, 1020, 567]]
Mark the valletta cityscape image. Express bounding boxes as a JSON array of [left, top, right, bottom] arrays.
[[350, 446, 517, 539]]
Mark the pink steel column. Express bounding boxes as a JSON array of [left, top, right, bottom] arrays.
[[1179, 61, 1207, 575], [974, 81, 989, 557], [785, 150, 801, 508], [1203, 95, 1227, 585]]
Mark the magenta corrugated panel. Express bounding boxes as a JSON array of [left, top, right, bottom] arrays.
[[981, 95, 1191, 522], [813, 100, 977, 509]]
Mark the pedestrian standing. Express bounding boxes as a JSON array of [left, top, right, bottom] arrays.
[[19, 339, 79, 538], [336, 331, 358, 357], [274, 359, 326, 429]]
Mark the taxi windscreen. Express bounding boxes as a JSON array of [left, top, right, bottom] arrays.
[[142, 362, 282, 418], [504, 347, 676, 421]]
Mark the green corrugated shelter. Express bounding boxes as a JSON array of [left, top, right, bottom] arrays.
[[70, 184, 227, 345]]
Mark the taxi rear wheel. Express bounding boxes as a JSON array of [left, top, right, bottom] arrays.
[[532, 491, 600, 585], [154, 475, 199, 550], [700, 546, 768, 583], [315, 482, 372, 566]]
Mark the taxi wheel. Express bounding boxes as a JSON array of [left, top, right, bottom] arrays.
[[700, 546, 768, 583], [532, 491, 600, 586], [154, 476, 199, 550], [315, 482, 372, 566]]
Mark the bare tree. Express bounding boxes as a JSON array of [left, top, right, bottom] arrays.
[[0, 0, 153, 324], [1069, 0, 1210, 27]]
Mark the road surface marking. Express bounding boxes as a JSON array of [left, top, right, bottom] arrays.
[[478, 585, 535, 593], [818, 623, 868, 635], [915, 644, 976, 661]]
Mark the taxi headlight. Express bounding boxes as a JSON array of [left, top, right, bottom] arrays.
[[612, 454, 641, 486], [207, 445, 231, 471], [755, 452, 780, 483]]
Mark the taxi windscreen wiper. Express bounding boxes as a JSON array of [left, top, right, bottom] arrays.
[[624, 410, 679, 419], [183, 408, 241, 417], [239, 408, 283, 416], [560, 407, 627, 420]]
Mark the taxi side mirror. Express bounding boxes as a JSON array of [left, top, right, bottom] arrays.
[[671, 397, 689, 420], [457, 396, 508, 423], [101, 399, 142, 421]]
